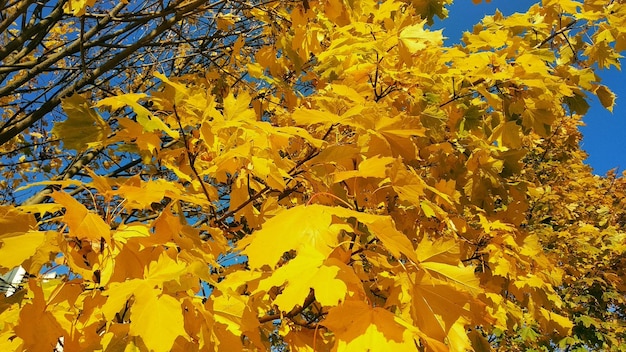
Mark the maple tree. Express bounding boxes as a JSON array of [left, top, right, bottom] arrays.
[[1, 0, 626, 351]]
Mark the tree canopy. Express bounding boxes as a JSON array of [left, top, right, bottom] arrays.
[[1, 0, 626, 351]]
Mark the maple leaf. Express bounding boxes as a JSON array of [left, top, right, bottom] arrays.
[[407, 271, 484, 352], [594, 85, 616, 112], [129, 284, 188, 352], [398, 21, 444, 63], [333, 155, 395, 183], [63, 0, 95, 16], [491, 121, 522, 149], [416, 238, 483, 296], [223, 91, 256, 122], [323, 300, 421, 351], [52, 191, 111, 243], [109, 118, 163, 155], [209, 289, 263, 350], [13, 281, 65, 351], [256, 245, 364, 311], [0, 230, 46, 270], [95, 92, 179, 138], [53, 94, 112, 151], [340, 209, 420, 263], [238, 205, 351, 268], [0, 206, 45, 270]]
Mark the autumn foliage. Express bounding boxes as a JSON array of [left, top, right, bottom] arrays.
[[1, 0, 626, 351]]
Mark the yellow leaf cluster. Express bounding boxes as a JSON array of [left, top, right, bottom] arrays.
[[3, 0, 626, 351]]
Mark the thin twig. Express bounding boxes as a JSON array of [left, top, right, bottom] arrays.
[[534, 20, 578, 49], [258, 288, 316, 323], [172, 105, 217, 221]]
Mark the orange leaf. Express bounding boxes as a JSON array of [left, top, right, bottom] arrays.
[[52, 191, 110, 243]]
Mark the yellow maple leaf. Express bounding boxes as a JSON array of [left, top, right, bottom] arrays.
[[398, 21, 444, 63], [143, 251, 188, 284], [241, 204, 420, 268], [101, 279, 144, 321], [282, 326, 333, 352], [95, 92, 179, 138], [409, 271, 480, 351], [223, 91, 256, 122], [291, 108, 344, 127], [419, 259, 483, 297], [339, 209, 420, 263], [323, 300, 420, 351], [538, 307, 573, 336], [594, 84, 616, 112], [63, 0, 95, 16], [129, 284, 187, 352], [238, 205, 351, 268], [216, 13, 238, 31], [0, 231, 46, 270], [333, 155, 395, 183], [0, 206, 36, 235], [251, 156, 288, 190], [256, 246, 364, 311], [52, 191, 110, 243], [491, 121, 522, 149], [13, 281, 64, 351], [53, 94, 112, 151]]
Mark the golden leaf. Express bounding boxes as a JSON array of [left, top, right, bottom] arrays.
[[52, 191, 110, 243], [53, 94, 111, 151], [96, 92, 179, 138], [256, 246, 364, 311], [129, 285, 187, 352], [398, 21, 444, 62], [323, 300, 420, 351], [238, 205, 350, 268], [63, 0, 95, 16], [594, 85, 616, 112], [0, 231, 46, 270]]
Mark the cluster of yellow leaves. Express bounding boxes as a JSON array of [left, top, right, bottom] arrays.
[[521, 113, 626, 350], [63, 0, 96, 16], [2, 0, 626, 351]]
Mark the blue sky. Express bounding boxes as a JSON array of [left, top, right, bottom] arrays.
[[436, 1, 626, 176]]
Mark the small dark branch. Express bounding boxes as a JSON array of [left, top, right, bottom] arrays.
[[534, 19, 578, 49], [321, 123, 336, 141], [439, 90, 475, 108], [375, 83, 397, 101], [275, 182, 303, 202], [216, 185, 270, 223], [289, 145, 320, 174], [172, 105, 217, 221], [561, 32, 577, 62], [217, 132, 323, 223], [348, 232, 358, 252], [258, 288, 316, 323], [106, 157, 142, 177], [461, 254, 483, 263], [373, 52, 380, 93], [22, 148, 103, 206], [120, 209, 137, 225], [80, 16, 87, 76]]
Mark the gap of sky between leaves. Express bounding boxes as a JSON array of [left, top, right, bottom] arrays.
[[434, 0, 626, 176]]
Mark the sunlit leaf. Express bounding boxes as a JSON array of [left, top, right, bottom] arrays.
[[129, 285, 187, 352], [323, 300, 420, 351], [52, 191, 111, 243]]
